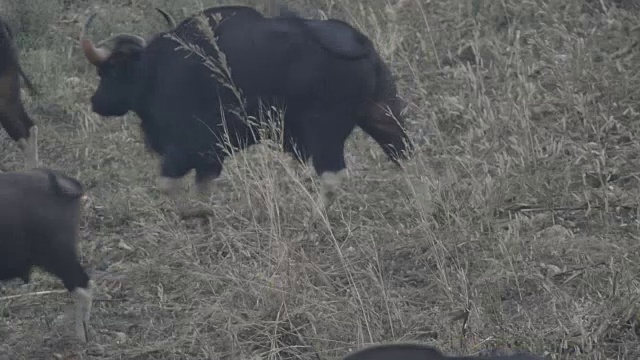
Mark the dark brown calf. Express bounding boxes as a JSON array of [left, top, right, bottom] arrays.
[[0, 17, 38, 169], [0, 168, 92, 342], [342, 343, 543, 360]]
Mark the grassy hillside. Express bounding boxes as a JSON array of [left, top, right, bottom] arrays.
[[1, 0, 640, 358]]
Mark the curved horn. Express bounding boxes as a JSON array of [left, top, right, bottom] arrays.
[[80, 13, 110, 65], [155, 8, 176, 29], [95, 33, 147, 49]]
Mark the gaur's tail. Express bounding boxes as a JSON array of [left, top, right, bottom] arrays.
[[357, 59, 412, 165], [40, 168, 85, 199]]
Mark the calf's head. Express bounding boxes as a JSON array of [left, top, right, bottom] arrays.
[[80, 14, 147, 117]]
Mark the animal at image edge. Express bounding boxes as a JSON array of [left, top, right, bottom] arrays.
[[341, 343, 543, 360], [0, 16, 38, 169], [79, 5, 411, 210], [0, 168, 92, 343]]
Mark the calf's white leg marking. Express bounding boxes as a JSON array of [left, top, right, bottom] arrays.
[[73, 283, 93, 342]]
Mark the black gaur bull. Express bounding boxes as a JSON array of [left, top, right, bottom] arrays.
[[0, 168, 92, 342], [79, 6, 411, 209], [342, 343, 543, 360], [0, 16, 38, 169]]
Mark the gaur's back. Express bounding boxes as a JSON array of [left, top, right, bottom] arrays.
[[148, 6, 375, 97]]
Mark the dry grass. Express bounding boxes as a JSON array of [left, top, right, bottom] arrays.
[[1, 0, 640, 359]]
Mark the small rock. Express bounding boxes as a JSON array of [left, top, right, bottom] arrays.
[[117, 240, 133, 251], [114, 331, 127, 344], [536, 224, 572, 242], [65, 77, 81, 85], [87, 344, 107, 357]]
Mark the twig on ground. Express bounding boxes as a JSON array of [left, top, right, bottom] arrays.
[[0, 289, 67, 301]]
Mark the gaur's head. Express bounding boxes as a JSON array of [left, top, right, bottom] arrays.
[[80, 14, 148, 117]]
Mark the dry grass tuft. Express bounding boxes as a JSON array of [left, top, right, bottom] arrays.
[[1, 0, 640, 359]]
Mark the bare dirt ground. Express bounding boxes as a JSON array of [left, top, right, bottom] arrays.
[[1, 0, 640, 359]]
